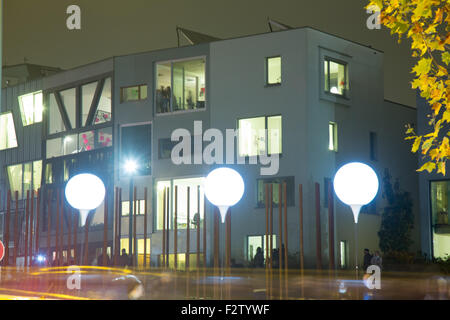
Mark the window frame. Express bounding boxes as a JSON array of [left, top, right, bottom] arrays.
[[324, 57, 349, 98], [6, 160, 43, 199], [45, 73, 113, 140], [119, 121, 153, 177], [0, 111, 18, 151], [265, 55, 282, 86], [18, 91, 43, 126], [237, 114, 283, 158], [120, 84, 148, 103], [154, 56, 207, 116], [329, 121, 338, 152], [256, 176, 295, 208]]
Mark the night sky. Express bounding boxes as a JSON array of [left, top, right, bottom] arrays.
[[4, 0, 416, 107]]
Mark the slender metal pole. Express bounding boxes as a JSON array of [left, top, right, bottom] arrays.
[[29, 190, 34, 266], [315, 183, 322, 270], [355, 223, 358, 280], [73, 210, 78, 264], [166, 186, 170, 268], [35, 189, 40, 260], [59, 190, 64, 265], [299, 184, 304, 298], [113, 187, 119, 266], [186, 187, 190, 271], [278, 183, 283, 299], [47, 190, 51, 263], [55, 190, 60, 266], [162, 187, 166, 268], [283, 182, 288, 298], [328, 182, 335, 270]]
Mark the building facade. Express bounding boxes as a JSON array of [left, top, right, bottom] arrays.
[[0, 27, 420, 269]]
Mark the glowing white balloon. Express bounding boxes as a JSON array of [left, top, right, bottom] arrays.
[[65, 173, 106, 226], [205, 167, 245, 223], [333, 162, 379, 223]]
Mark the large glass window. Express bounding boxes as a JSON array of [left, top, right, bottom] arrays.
[[92, 78, 112, 125], [46, 128, 112, 158], [238, 115, 282, 157], [256, 176, 294, 208], [0, 112, 18, 150], [48, 93, 65, 134], [324, 58, 348, 96], [430, 181, 450, 259], [329, 122, 338, 152], [121, 124, 151, 176], [156, 177, 205, 231], [156, 58, 206, 114], [18, 91, 43, 126], [247, 235, 277, 262], [81, 82, 97, 127], [60, 88, 77, 128], [266, 56, 281, 85], [7, 160, 42, 199], [121, 84, 148, 102]]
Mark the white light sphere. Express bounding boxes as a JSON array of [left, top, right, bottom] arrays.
[[205, 167, 245, 223], [333, 162, 379, 223], [65, 173, 106, 226]]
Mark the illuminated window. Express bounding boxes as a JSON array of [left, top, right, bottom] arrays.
[[156, 58, 206, 113], [156, 177, 205, 231], [158, 253, 204, 270], [7, 160, 42, 199], [324, 58, 348, 96], [266, 56, 281, 85], [340, 240, 348, 268], [256, 176, 294, 208], [121, 200, 146, 216], [121, 85, 148, 102], [92, 78, 112, 125], [121, 124, 151, 176], [329, 122, 338, 151], [430, 181, 450, 259], [0, 112, 18, 150], [18, 91, 43, 126], [238, 115, 282, 157], [247, 235, 277, 262]]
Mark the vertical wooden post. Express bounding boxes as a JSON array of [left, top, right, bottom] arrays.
[[278, 183, 283, 299], [283, 182, 288, 298], [55, 189, 60, 266], [13, 191, 19, 266], [202, 194, 207, 298], [162, 187, 166, 268], [166, 186, 170, 268], [118, 189, 122, 259], [73, 210, 78, 264], [265, 184, 269, 299], [47, 190, 51, 264], [186, 187, 190, 271], [269, 184, 273, 270], [30, 189, 36, 263], [197, 186, 200, 271], [174, 186, 178, 270], [143, 187, 148, 269], [328, 181, 335, 270], [25, 190, 30, 267], [299, 185, 304, 271], [60, 190, 64, 265], [315, 182, 322, 270], [4, 191, 11, 266], [133, 186, 137, 268], [113, 187, 119, 266], [103, 188, 108, 266], [35, 189, 40, 259]]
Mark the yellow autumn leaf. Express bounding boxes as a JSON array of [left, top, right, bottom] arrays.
[[417, 162, 436, 173]]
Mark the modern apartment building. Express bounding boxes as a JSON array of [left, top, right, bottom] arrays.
[[0, 27, 419, 269]]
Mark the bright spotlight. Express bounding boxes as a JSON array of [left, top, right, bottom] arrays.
[[124, 159, 138, 174]]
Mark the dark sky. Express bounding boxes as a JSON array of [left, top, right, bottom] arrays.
[[4, 0, 416, 107]]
